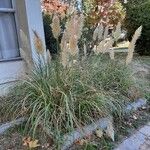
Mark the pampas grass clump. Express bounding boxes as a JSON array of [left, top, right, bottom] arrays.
[[126, 26, 142, 65], [5, 54, 135, 148], [4, 8, 142, 148]]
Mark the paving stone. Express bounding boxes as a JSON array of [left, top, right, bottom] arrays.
[[115, 123, 150, 150], [115, 131, 146, 150], [139, 137, 150, 150], [139, 126, 150, 137]]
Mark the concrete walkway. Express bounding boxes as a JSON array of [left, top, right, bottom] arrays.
[[115, 123, 150, 150]]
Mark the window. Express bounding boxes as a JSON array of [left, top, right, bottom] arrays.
[[0, 0, 20, 60]]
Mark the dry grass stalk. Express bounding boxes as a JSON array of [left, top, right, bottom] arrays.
[[96, 40, 106, 54], [126, 26, 142, 65], [51, 14, 61, 39], [33, 30, 44, 54], [105, 38, 114, 51]]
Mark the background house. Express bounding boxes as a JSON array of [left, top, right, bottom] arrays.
[[0, 0, 46, 95]]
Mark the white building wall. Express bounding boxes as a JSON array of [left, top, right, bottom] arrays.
[[0, 0, 46, 96], [0, 60, 25, 95], [25, 0, 46, 63]]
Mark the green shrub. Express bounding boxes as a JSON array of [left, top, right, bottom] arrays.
[[123, 0, 150, 55], [5, 54, 135, 147]]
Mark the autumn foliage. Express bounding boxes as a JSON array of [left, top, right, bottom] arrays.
[[41, 0, 68, 15], [83, 0, 125, 27], [42, 0, 125, 27]]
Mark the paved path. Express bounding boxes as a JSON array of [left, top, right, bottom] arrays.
[[115, 122, 150, 150]]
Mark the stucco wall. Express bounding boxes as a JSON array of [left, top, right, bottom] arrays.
[[0, 0, 46, 96], [0, 60, 25, 95], [25, 0, 46, 63]]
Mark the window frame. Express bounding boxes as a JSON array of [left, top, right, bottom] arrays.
[[0, 0, 21, 62]]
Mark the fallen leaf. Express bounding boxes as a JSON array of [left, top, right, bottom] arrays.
[[23, 137, 40, 148], [95, 129, 103, 138], [28, 139, 40, 148]]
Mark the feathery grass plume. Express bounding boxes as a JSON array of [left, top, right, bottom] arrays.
[[60, 25, 70, 66], [69, 35, 78, 56], [69, 14, 84, 55], [102, 38, 113, 54], [60, 26, 70, 66], [61, 31, 68, 50], [93, 23, 104, 41], [33, 30, 44, 54], [68, 15, 78, 55], [113, 22, 122, 41], [66, 4, 76, 16], [105, 38, 114, 52], [96, 40, 106, 54], [76, 13, 84, 38], [51, 14, 61, 39], [95, 38, 113, 54], [60, 12, 84, 66], [61, 43, 69, 67], [20, 30, 33, 71], [103, 25, 109, 39], [126, 26, 142, 65], [62, 14, 76, 43]]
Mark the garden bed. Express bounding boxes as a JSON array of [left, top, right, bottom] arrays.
[[0, 100, 149, 150], [0, 54, 149, 149]]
